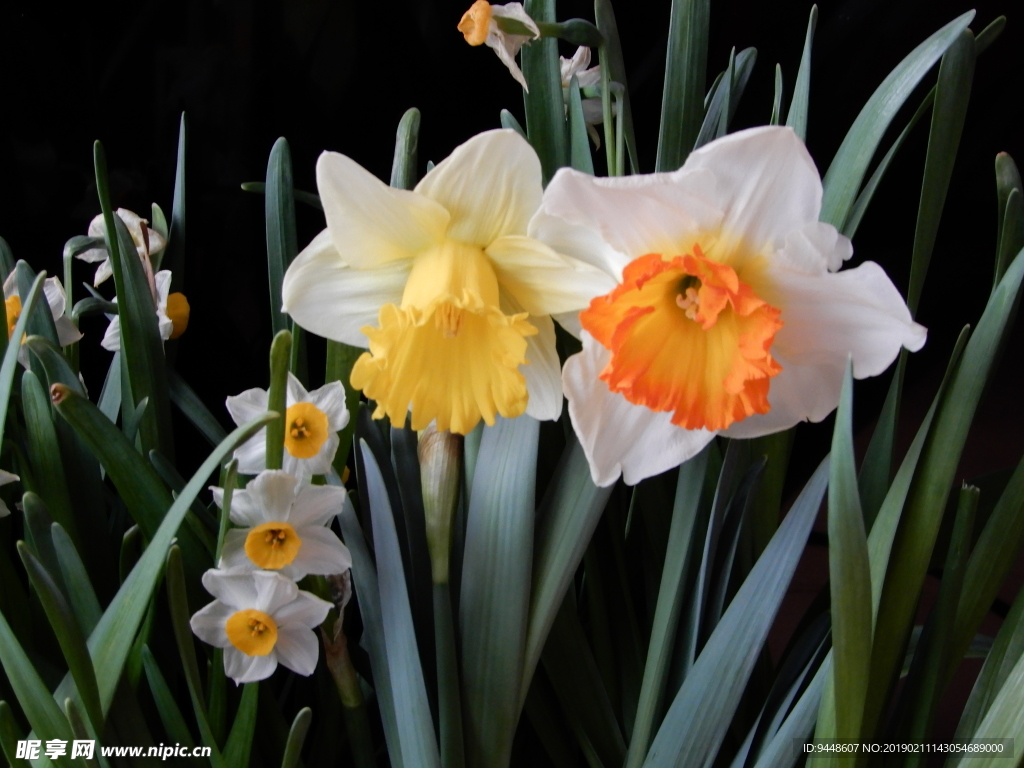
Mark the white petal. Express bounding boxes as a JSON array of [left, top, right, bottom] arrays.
[[581, 98, 604, 124], [249, 471, 301, 523], [296, 433, 339, 478], [773, 221, 853, 275], [43, 277, 67, 318], [233, 436, 267, 477], [154, 271, 172, 305], [201, 568, 258, 609], [486, 235, 616, 316], [101, 317, 121, 352], [535, 165, 720, 272], [560, 46, 591, 85], [415, 129, 542, 246], [273, 626, 321, 677], [316, 151, 449, 270], [287, 526, 352, 579], [484, 5, 538, 91], [224, 648, 278, 684], [274, 590, 333, 628], [563, 333, 716, 486], [680, 126, 822, 254], [307, 381, 349, 432], [76, 247, 108, 264], [282, 229, 410, 347], [252, 570, 299, 615], [489, 2, 539, 33], [522, 314, 563, 422], [211, 486, 225, 508], [219, 530, 253, 571], [285, 372, 309, 406], [190, 600, 234, 647], [0, 498, 9, 518], [226, 388, 269, 427], [724, 262, 926, 439], [552, 310, 583, 339], [86, 213, 106, 238], [577, 68, 602, 90], [94, 259, 114, 286], [1, 272, 14, 300], [290, 485, 347, 527], [0, 470, 19, 486], [54, 316, 84, 347]]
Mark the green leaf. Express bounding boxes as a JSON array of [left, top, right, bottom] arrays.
[[995, 188, 1023, 289], [15, 262, 59, 350], [390, 108, 421, 191], [643, 458, 829, 768], [568, 77, 595, 175], [827, 361, 871, 741], [594, 0, 639, 173], [265, 330, 292, 470], [325, 340, 362, 476], [165, 114, 187, 290], [141, 645, 195, 748], [17, 541, 102, 730], [0, 701, 28, 768], [785, 5, 817, 141], [656, 0, 709, 171], [224, 683, 259, 768], [819, 10, 975, 231], [168, 370, 229, 447], [627, 446, 711, 768], [994, 152, 1022, 277], [0, 236, 15, 285], [694, 47, 757, 150], [281, 707, 312, 768], [266, 138, 298, 336], [522, 0, 568, 182], [50, 523, 101, 635], [360, 440, 441, 768], [521, 436, 613, 705], [863, 249, 1024, 739], [499, 109, 528, 140], [20, 370, 77, 541], [0, 273, 45, 442], [959, 647, 1024, 768], [241, 181, 323, 210], [906, 29, 975, 315], [460, 416, 538, 768], [769, 64, 783, 126], [337, 496, 405, 768], [752, 661, 829, 768]]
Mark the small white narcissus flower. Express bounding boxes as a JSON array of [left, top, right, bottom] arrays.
[[281, 130, 610, 435], [3, 273, 84, 364], [101, 270, 191, 352], [226, 373, 349, 481], [215, 470, 352, 581], [532, 126, 927, 487], [560, 46, 605, 145], [190, 568, 332, 684], [78, 208, 167, 287], [457, 1, 539, 91], [0, 469, 20, 518]]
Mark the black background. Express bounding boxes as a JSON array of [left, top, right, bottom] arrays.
[[0, 0, 1021, 482]]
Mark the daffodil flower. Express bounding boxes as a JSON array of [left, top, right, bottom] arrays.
[[560, 46, 604, 145], [213, 470, 352, 580], [458, 1, 539, 90], [532, 126, 927, 486], [78, 208, 166, 287], [190, 568, 332, 684], [0, 469, 20, 518], [226, 373, 349, 480], [3, 273, 83, 363], [281, 129, 609, 435], [100, 270, 190, 351]]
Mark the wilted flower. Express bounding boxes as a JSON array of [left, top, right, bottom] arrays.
[[77, 208, 166, 287], [226, 372, 348, 481], [458, 1, 539, 90], [281, 129, 608, 435], [190, 568, 332, 684], [100, 270, 190, 351], [215, 470, 352, 581], [3, 273, 83, 360], [533, 126, 926, 486]]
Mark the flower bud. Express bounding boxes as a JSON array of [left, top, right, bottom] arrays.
[[419, 424, 463, 584]]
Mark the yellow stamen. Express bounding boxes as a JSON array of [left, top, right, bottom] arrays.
[[283, 402, 329, 459], [5, 296, 21, 340], [458, 0, 492, 46], [166, 292, 190, 338], [245, 521, 302, 569], [350, 240, 536, 435], [225, 608, 278, 656]]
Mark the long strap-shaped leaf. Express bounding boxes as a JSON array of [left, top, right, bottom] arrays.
[[656, 0, 709, 171], [642, 458, 829, 768], [461, 416, 539, 768], [361, 440, 441, 768], [819, 10, 974, 231], [522, 0, 567, 182], [266, 138, 298, 335], [784, 5, 817, 141]]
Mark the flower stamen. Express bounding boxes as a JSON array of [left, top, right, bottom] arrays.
[[226, 608, 278, 656], [245, 521, 302, 569]]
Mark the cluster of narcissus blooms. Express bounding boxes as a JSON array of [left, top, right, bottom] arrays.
[[282, 126, 926, 487], [190, 380, 352, 684]]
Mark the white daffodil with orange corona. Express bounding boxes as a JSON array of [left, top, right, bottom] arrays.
[[101, 270, 190, 351], [281, 129, 608, 434], [532, 126, 926, 486], [214, 470, 352, 580], [226, 373, 349, 480], [457, 1, 538, 90], [190, 568, 332, 684], [4, 273, 83, 364]]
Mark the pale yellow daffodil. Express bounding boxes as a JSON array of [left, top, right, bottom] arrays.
[[281, 129, 611, 435]]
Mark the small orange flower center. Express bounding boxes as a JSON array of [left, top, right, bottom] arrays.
[[458, 0, 492, 46], [5, 295, 21, 340], [244, 521, 303, 569], [166, 292, 190, 339], [225, 608, 278, 656], [580, 246, 783, 432], [284, 402, 329, 459]]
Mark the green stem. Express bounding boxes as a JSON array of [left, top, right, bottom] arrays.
[[266, 330, 292, 470], [434, 582, 465, 768], [599, 45, 616, 176], [323, 626, 376, 768]]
